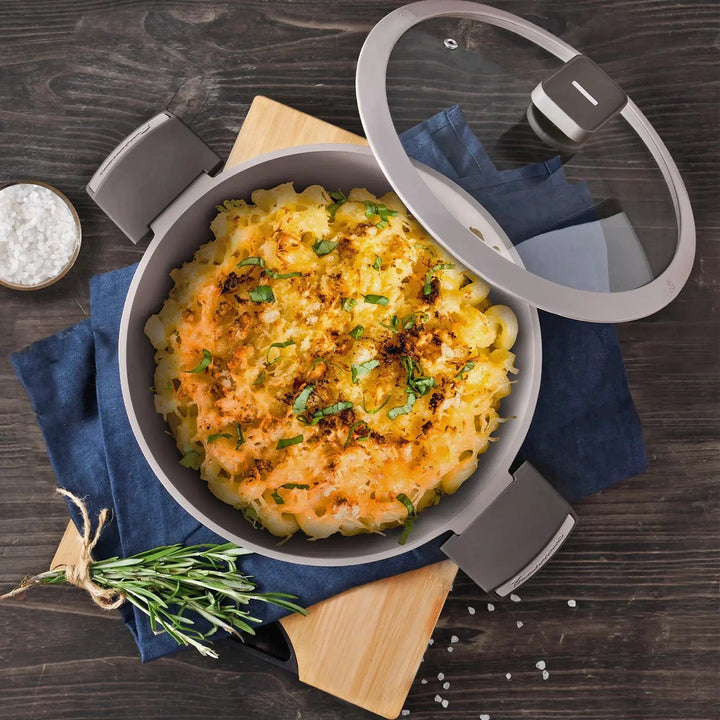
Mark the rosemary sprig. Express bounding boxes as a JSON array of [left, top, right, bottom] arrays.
[[0, 542, 306, 659]]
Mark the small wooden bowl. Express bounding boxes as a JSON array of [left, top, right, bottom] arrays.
[[0, 181, 82, 291]]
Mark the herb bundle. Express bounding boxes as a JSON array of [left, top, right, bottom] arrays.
[[0, 490, 306, 659]]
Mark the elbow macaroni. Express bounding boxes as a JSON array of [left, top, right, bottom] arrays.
[[146, 184, 518, 541]]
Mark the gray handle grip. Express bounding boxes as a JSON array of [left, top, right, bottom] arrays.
[[86, 111, 222, 243], [441, 462, 576, 596]]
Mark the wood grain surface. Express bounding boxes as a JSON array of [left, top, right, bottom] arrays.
[[0, 2, 717, 719]]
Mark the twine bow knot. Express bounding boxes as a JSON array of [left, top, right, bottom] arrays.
[[55, 488, 125, 610]]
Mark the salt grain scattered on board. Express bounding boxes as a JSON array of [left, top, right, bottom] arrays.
[[401, 710, 410, 716], [480, 715, 491, 720], [447, 646, 454, 652], [542, 670, 550, 680], [468, 606, 476, 615], [442, 699, 449, 708], [428, 638, 434, 645], [437, 672, 445, 681], [568, 599, 577, 607], [535, 660, 546, 670], [516, 620, 524, 628], [450, 635, 459, 644], [443, 681, 450, 690], [434, 695, 442, 703], [510, 593, 521, 602], [487, 603, 495, 612], [420, 678, 427, 685], [505, 673, 512, 680]]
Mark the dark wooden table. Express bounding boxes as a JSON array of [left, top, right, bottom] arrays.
[[1, 2, 717, 718]]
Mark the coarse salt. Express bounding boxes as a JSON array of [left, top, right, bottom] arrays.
[[505, 673, 512, 680], [441, 699, 449, 708], [480, 715, 491, 720], [510, 593, 521, 603], [434, 695, 442, 703], [442, 681, 450, 690], [516, 620, 524, 628], [0, 184, 79, 286], [401, 711, 410, 716], [487, 603, 495, 612], [536, 660, 546, 670], [568, 599, 577, 607], [420, 678, 428, 685], [542, 670, 550, 680], [437, 672, 445, 681], [447, 646, 454, 652], [468, 606, 476, 615], [450, 635, 459, 644]]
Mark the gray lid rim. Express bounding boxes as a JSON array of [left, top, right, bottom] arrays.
[[356, 0, 695, 322]]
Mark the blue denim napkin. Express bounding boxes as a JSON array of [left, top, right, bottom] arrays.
[[11, 107, 647, 662]]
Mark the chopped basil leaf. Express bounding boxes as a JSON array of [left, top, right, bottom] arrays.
[[351, 359, 380, 384], [401, 311, 427, 330], [412, 376, 436, 396], [253, 371, 265, 385], [241, 505, 259, 527], [277, 434, 304, 449], [249, 285, 275, 303], [312, 400, 353, 423], [271, 489, 284, 504], [363, 201, 399, 229], [341, 297, 356, 312], [265, 268, 302, 279], [313, 238, 338, 256], [424, 263, 455, 296], [380, 315, 399, 333], [282, 483, 311, 490], [179, 449, 201, 470], [233, 421, 245, 449], [372, 255, 382, 270], [455, 361, 476, 379], [186, 349, 212, 373], [327, 189, 347, 218], [396, 492, 415, 545], [266, 340, 295, 365], [238, 256, 265, 268], [293, 385, 315, 414], [238, 256, 300, 279], [207, 433, 232, 443], [362, 393, 391, 414], [396, 492, 414, 516], [345, 419, 371, 447], [398, 516, 415, 545], [364, 294, 389, 306], [348, 325, 364, 340], [401, 355, 436, 397], [387, 392, 416, 420]]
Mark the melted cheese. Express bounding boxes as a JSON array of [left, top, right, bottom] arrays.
[[146, 184, 518, 541]]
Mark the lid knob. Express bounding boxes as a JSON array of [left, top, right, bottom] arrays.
[[528, 55, 628, 151]]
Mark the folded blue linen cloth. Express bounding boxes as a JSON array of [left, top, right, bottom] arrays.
[[11, 106, 647, 662]]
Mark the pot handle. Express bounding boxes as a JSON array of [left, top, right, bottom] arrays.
[[441, 461, 577, 597], [86, 111, 222, 243]]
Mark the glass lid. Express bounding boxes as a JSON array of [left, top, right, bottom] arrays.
[[356, 1, 695, 322]]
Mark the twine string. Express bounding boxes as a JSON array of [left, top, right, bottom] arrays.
[[56, 488, 125, 610]]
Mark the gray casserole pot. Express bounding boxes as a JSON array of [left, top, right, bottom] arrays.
[[87, 114, 576, 596]]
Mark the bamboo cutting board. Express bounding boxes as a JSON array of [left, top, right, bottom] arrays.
[[52, 96, 458, 719]]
